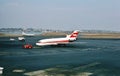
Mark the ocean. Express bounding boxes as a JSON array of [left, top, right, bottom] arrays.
[[0, 36, 120, 76]]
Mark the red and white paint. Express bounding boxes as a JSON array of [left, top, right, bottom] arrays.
[[36, 30, 79, 46]]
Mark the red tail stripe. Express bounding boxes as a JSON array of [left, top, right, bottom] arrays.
[[70, 32, 79, 37]]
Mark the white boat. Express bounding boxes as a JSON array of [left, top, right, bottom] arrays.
[[0, 67, 3, 74], [10, 38, 15, 41], [18, 37, 25, 41]]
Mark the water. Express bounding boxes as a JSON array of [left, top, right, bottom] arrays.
[[0, 37, 120, 76]]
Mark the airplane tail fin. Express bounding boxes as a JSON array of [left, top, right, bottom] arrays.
[[66, 30, 79, 41], [22, 31, 26, 35]]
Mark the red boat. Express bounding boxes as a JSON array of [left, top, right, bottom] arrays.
[[23, 44, 33, 49]]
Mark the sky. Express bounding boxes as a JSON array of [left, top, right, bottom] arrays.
[[0, 0, 120, 31]]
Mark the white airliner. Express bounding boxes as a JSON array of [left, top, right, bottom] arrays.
[[22, 31, 35, 36], [36, 30, 79, 46]]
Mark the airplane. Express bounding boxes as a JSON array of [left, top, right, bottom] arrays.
[[22, 31, 35, 36], [36, 30, 79, 46]]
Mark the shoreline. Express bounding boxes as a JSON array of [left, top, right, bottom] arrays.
[[0, 32, 120, 39]]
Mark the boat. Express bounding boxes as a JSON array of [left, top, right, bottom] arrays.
[[0, 67, 3, 74], [18, 37, 25, 41]]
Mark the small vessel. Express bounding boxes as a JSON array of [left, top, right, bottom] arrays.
[[10, 38, 15, 41], [18, 37, 25, 41], [23, 44, 33, 49], [0, 67, 3, 74]]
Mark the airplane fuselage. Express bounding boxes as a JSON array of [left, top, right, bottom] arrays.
[[36, 38, 70, 46], [36, 30, 79, 46]]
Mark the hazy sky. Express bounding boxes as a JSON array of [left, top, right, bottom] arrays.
[[0, 0, 120, 31]]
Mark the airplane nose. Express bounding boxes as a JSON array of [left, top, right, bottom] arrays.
[[36, 43, 39, 45]]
